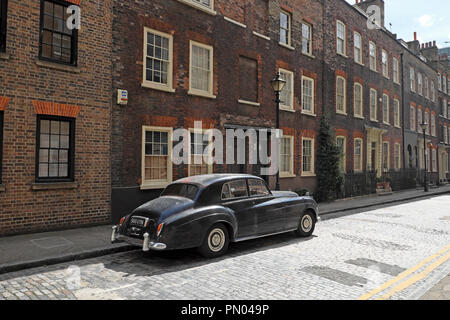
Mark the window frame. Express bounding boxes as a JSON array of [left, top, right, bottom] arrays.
[[301, 137, 315, 176], [178, 0, 215, 13], [301, 22, 313, 56], [382, 49, 389, 78], [394, 143, 401, 170], [336, 76, 347, 115], [279, 10, 292, 47], [410, 67, 415, 92], [0, 0, 7, 52], [280, 135, 294, 178], [279, 68, 295, 111], [221, 179, 249, 201], [336, 20, 346, 56], [369, 41, 377, 71], [382, 93, 390, 125], [142, 27, 175, 93], [336, 136, 346, 173], [382, 141, 390, 172], [353, 31, 362, 64], [301, 75, 315, 115], [188, 40, 215, 98], [354, 82, 363, 118], [35, 114, 75, 183], [417, 108, 422, 133], [417, 73, 423, 96], [141, 126, 173, 190], [410, 106, 416, 131], [431, 113, 436, 137], [370, 88, 378, 122], [393, 99, 400, 128], [393, 57, 400, 84], [354, 138, 363, 172], [38, 0, 79, 66], [188, 128, 213, 177]]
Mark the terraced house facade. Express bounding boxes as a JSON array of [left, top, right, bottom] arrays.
[[110, 0, 448, 222], [0, 0, 112, 235]]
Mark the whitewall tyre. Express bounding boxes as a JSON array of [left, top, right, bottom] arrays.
[[198, 224, 229, 258], [295, 212, 316, 237]]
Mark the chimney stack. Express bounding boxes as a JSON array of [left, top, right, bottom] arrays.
[[414, 32, 417, 41]]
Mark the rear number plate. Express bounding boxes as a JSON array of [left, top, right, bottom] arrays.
[[130, 217, 145, 226]]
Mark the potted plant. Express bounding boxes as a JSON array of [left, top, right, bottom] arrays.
[[376, 176, 392, 193]]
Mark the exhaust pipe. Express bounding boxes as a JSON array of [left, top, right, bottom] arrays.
[[143, 233, 150, 252]]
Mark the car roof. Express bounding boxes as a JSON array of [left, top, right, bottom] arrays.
[[172, 174, 262, 188]]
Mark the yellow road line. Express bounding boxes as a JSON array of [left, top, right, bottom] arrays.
[[377, 251, 450, 300], [358, 244, 450, 300]]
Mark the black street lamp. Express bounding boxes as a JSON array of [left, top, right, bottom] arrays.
[[271, 72, 286, 191], [420, 121, 429, 192]]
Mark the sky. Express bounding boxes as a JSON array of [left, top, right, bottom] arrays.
[[345, 0, 450, 48]]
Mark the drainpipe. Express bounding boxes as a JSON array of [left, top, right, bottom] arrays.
[[400, 53, 407, 170]]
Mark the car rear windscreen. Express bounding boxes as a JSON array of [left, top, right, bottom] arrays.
[[161, 184, 199, 200]]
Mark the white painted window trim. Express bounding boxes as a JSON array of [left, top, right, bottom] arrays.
[[370, 88, 378, 122], [354, 82, 363, 118], [394, 99, 401, 128], [354, 138, 364, 172], [141, 126, 173, 190], [336, 76, 347, 115], [382, 141, 390, 171], [301, 137, 315, 176], [354, 31, 362, 65], [252, 31, 270, 41], [394, 143, 401, 170], [302, 22, 313, 56], [382, 49, 389, 79], [336, 136, 346, 173], [369, 41, 377, 72], [188, 40, 216, 99], [382, 93, 390, 125], [280, 135, 295, 178], [224, 16, 247, 28], [301, 75, 316, 115], [336, 20, 346, 56], [188, 128, 213, 176], [393, 57, 400, 84], [142, 27, 175, 93], [279, 68, 295, 111], [280, 10, 292, 48], [177, 0, 217, 15]]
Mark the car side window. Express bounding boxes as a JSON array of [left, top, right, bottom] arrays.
[[221, 180, 248, 200], [248, 179, 271, 196]]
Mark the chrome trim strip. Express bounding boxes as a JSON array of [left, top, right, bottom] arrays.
[[234, 229, 298, 243]]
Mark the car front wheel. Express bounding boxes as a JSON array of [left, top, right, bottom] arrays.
[[198, 224, 229, 258], [294, 211, 316, 237]]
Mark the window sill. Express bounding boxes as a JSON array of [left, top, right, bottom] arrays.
[[280, 106, 295, 113], [35, 59, 81, 73], [354, 115, 365, 119], [337, 52, 348, 59], [188, 90, 216, 99], [32, 182, 78, 191], [177, 0, 217, 15], [252, 31, 270, 41], [280, 174, 296, 179], [0, 52, 9, 60], [355, 61, 364, 67], [369, 68, 378, 73], [0, 184, 5, 192], [336, 111, 348, 116], [302, 52, 315, 59], [140, 182, 169, 190], [238, 99, 260, 107], [224, 16, 247, 28], [301, 111, 316, 117], [141, 82, 176, 93], [279, 42, 295, 51], [301, 173, 316, 177], [394, 125, 402, 129], [370, 119, 379, 123], [383, 122, 391, 126]]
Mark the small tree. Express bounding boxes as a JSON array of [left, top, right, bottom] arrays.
[[315, 117, 342, 202]]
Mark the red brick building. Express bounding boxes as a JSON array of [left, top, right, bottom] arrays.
[[0, 0, 112, 235]]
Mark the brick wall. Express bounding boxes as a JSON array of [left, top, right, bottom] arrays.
[[0, 0, 112, 236]]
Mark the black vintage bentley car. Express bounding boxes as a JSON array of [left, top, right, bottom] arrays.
[[112, 174, 320, 257]]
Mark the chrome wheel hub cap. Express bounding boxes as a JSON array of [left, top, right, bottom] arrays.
[[301, 215, 313, 232], [208, 228, 225, 252]]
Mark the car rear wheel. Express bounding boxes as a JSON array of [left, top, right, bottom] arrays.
[[198, 224, 229, 258], [294, 211, 316, 237]]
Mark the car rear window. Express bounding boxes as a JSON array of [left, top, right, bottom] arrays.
[[248, 179, 271, 196], [221, 180, 248, 200], [161, 183, 199, 200]]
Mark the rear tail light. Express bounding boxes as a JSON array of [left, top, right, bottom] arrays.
[[156, 223, 164, 237], [119, 216, 128, 226]]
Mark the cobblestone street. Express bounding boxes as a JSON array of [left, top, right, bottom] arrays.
[[0, 195, 449, 300]]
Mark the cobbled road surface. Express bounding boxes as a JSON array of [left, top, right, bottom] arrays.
[[1, 195, 449, 300]]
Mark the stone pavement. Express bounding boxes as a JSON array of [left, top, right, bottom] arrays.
[[0, 184, 448, 275], [0, 195, 449, 300], [420, 274, 450, 300]]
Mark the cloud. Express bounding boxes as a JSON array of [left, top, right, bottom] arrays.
[[418, 14, 435, 27]]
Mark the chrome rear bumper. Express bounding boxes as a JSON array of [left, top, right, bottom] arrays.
[[111, 226, 167, 251]]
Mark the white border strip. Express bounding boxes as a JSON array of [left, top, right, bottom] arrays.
[[224, 16, 247, 29], [252, 31, 270, 41]]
